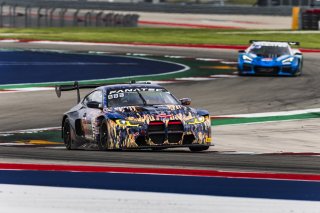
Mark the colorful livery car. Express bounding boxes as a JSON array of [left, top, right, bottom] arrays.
[[238, 41, 303, 76], [56, 82, 212, 152]]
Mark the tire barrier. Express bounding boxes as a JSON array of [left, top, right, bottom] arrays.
[[301, 8, 320, 30], [0, 3, 139, 28]]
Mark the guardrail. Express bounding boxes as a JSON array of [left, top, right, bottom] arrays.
[[256, 0, 314, 6], [0, 2, 139, 27]]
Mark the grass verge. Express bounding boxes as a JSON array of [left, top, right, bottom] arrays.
[[0, 28, 319, 49]]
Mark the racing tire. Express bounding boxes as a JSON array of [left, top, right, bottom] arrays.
[[237, 67, 244, 76], [99, 120, 109, 151], [238, 71, 244, 76], [63, 118, 73, 150], [293, 60, 303, 77], [189, 145, 209, 152]]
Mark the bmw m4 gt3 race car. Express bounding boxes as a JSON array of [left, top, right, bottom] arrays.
[[55, 82, 212, 152], [238, 40, 303, 76]]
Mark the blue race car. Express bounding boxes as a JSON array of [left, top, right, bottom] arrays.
[[238, 41, 303, 76], [55, 81, 212, 152]]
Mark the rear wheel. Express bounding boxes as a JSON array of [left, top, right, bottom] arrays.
[[63, 118, 72, 150], [189, 145, 209, 152], [99, 120, 109, 151]]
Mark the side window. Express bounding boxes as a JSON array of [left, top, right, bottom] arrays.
[[83, 90, 102, 106], [91, 90, 102, 103]]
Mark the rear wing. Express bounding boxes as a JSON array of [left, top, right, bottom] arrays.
[[55, 80, 152, 103], [55, 81, 108, 103], [249, 40, 300, 45]]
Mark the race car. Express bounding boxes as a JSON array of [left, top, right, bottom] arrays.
[[238, 40, 303, 76], [55, 81, 212, 152]]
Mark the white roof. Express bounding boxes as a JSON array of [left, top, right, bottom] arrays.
[[252, 42, 289, 47]]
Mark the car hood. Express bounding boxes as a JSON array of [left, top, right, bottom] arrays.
[[250, 54, 292, 63], [110, 105, 199, 123]]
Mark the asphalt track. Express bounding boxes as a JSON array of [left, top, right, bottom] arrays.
[[1, 42, 320, 173], [0, 50, 184, 84]]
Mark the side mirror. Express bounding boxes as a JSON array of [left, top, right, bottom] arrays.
[[87, 101, 102, 109], [180, 98, 191, 106], [238, 50, 245, 53], [294, 52, 302, 56]]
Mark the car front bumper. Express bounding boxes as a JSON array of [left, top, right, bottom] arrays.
[[106, 118, 212, 149], [238, 62, 299, 76]]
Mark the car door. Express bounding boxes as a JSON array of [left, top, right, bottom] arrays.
[[82, 90, 103, 141]]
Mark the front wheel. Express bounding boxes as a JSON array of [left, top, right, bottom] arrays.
[[237, 67, 244, 76], [293, 60, 303, 77], [63, 118, 72, 150], [189, 145, 209, 152], [99, 120, 109, 151]]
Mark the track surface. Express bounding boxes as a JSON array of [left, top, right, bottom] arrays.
[[0, 42, 320, 173], [1, 146, 320, 174], [1, 42, 320, 130], [0, 50, 184, 84]]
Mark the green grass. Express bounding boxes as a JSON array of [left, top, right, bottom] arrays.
[[0, 27, 319, 49], [212, 113, 320, 126]]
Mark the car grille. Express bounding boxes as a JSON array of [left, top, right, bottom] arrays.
[[168, 120, 184, 144], [282, 66, 292, 73], [254, 66, 279, 75], [148, 121, 165, 132], [147, 120, 184, 145], [148, 121, 165, 144], [149, 134, 166, 145], [168, 120, 184, 132]]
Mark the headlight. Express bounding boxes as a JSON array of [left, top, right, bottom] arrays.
[[282, 57, 294, 64], [116, 119, 142, 127], [187, 116, 206, 125], [242, 55, 253, 63]]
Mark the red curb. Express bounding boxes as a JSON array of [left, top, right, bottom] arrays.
[[299, 48, 320, 53], [1, 38, 319, 52], [138, 20, 243, 30], [1, 163, 320, 181]]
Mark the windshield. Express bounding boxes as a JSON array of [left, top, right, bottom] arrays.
[[107, 89, 179, 107], [249, 45, 290, 57]]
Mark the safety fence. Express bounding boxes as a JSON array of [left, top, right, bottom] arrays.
[[0, 3, 139, 28], [0, 0, 295, 16]]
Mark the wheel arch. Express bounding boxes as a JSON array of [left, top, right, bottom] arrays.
[[97, 115, 107, 127], [196, 109, 210, 117]]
